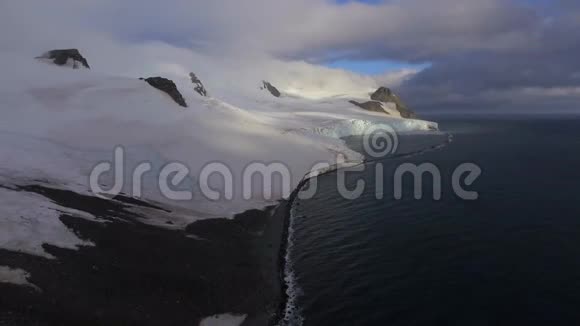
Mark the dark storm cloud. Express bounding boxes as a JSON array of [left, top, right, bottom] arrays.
[[401, 4, 580, 112]]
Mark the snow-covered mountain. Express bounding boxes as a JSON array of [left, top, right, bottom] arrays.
[[0, 48, 437, 274], [0, 47, 443, 325]]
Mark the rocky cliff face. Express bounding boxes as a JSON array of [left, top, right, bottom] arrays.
[[141, 77, 188, 108], [349, 87, 416, 118], [189, 72, 208, 97], [370, 87, 416, 118], [37, 49, 90, 69]]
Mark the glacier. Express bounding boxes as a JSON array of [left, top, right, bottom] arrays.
[[0, 51, 439, 261]]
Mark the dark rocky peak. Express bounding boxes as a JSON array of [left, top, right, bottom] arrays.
[[370, 87, 394, 102], [261, 81, 281, 98], [369, 86, 416, 119], [189, 72, 208, 97], [140, 77, 188, 108], [37, 49, 90, 69]]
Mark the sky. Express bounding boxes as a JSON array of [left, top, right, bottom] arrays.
[[2, 0, 580, 113]]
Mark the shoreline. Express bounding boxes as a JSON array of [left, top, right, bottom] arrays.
[[0, 177, 317, 326], [273, 164, 347, 326], [272, 132, 454, 325], [0, 133, 452, 325]]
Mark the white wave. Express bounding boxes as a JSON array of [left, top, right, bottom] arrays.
[[278, 204, 305, 326]]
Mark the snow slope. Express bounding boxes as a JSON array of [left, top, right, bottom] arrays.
[[0, 51, 438, 259], [0, 266, 39, 290]]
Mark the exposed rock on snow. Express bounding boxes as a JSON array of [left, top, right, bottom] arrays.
[[36, 49, 90, 69], [141, 77, 188, 107], [0, 186, 95, 259], [190, 72, 208, 97], [349, 100, 404, 117], [349, 100, 390, 114], [370, 86, 396, 102], [261, 81, 281, 97], [369, 86, 416, 118]]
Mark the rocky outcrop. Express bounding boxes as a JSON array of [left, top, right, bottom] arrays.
[[370, 87, 395, 102], [369, 87, 416, 118], [349, 100, 389, 114], [37, 49, 90, 69], [261, 81, 281, 98], [189, 72, 208, 97], [141, 77, 188, 108]]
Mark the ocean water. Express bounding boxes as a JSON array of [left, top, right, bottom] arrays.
[[286, 115, 580, 326]]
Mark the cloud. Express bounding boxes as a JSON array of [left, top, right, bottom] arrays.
[[0, 0, 543, 58], [400, 7, 580, 112], [374, 69, 422, 89], [1, 0, 579, 111]]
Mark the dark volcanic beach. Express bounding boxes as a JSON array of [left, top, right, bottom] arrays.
[[0, 185, 289, 326]]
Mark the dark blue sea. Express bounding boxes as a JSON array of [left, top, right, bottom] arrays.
[[285, 115, 580, 326]]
